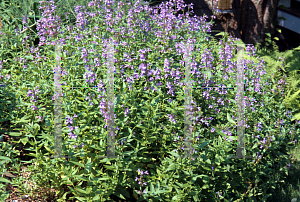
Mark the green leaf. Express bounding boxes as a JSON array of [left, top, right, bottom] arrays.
[[227, 113, 236, 125], [114, 193, 126, 200], [218, 135, 223, 145], [203, 70, 212, 80], [135, 125, 147, 130], [156, 181, 160, 191], [192, 174, 209, 183], [181, 169, 190, 176], [7, 132, 22, 137], [32, 67, 42, 74], [14, 115, 31, 124], [273, 37, 279, 41], [85, 160, 92, 173], [75, 187, 88, 194], [150, 182, 155, 194], [92, 97, 99, 105], [172, 195, 181, 200], [150, 96, 160, 107], [291, 113, 300, 121], [0, 177, 12, 183], [215, 32, 227, 37], [86, 187, 93, 195], [33, 123, 40, 136], [24, 55, 34, 60], [20, 137, 29, 145], [193, 194, 200, 201], [93, 194, 100, 200], [95, 177, 110, 181], [205, 158, 211, 164], [44, 146, 54, 154], [198, 141, 210, 149], [0, 156, 11, 162], [75, 196, 87, 201], [128, 127, 132, 135], [167, 151, 181, 159], [69, 161, 85, 168], [293, 46, 300, 51]]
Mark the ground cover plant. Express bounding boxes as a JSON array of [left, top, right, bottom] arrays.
[[1, 0, 300, 201]]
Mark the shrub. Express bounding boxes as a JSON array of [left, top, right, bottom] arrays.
[[1, 0, 300, 201]]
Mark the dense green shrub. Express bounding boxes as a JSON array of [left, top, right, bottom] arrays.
[[1, 0, 300, 201]]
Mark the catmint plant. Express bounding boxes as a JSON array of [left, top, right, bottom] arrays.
[[135, 169, 149, 196], [0, 0, 299, 201]]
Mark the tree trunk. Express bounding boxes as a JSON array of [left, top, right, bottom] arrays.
[[240, 0, 280, 45], [203, 0, 280, 45], [145, 0, 280, 46]]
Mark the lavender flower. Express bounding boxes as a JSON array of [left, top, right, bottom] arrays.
[[135, 169, 149, 195]]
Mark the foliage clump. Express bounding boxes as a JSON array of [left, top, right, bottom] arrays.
[[0, 0, 300, 201]]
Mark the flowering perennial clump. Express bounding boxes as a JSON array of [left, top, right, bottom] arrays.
[[0, 0, 299, 201]]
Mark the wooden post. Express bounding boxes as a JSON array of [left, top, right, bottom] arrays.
[[218, 0, 232, 10]]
